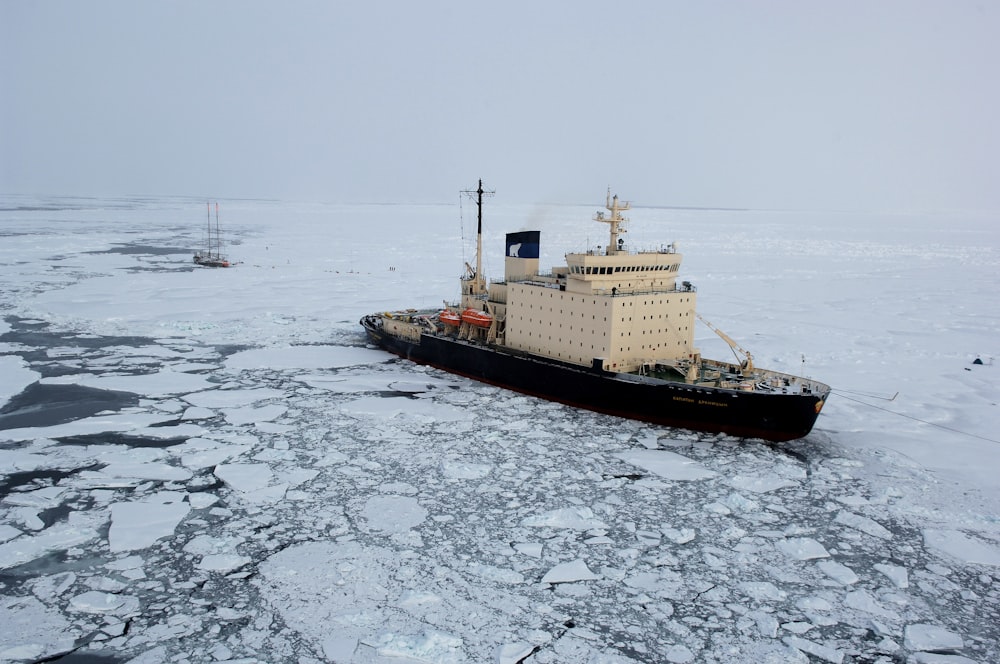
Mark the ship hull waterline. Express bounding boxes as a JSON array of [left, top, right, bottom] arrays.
[[361, 317, 824, 443]]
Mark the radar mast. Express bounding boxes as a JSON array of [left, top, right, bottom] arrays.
[[593, 188, 630, 255]]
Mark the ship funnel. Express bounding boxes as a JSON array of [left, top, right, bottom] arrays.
[[505, 231, 540, 281]]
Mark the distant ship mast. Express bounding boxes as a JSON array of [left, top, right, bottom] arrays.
[[593, 188, 630, 255]]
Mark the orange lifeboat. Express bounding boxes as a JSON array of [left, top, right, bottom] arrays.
[[438, 309, 462, 327], [460, 307, 493, 328]]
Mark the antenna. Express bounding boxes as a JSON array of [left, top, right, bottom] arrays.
[[594, 187, 630, 255]]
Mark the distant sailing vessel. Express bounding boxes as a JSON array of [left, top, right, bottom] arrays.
[[193, 202, 231, 268], [361, 182, 831, 441]]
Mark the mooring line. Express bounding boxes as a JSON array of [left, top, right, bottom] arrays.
[[832, 391, 1000, 444]]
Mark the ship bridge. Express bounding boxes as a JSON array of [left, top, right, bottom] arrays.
[[563, 249, 683, 295]]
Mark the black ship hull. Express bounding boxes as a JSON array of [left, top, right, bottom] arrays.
[[361, 316, 825, 442]]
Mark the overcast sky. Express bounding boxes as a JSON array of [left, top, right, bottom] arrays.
[[3, 1, 998, 211]]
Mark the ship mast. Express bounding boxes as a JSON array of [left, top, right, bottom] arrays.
[[474, 180, 485, 296], [461, 179, 493, 300], [594, 188, 630, 255]]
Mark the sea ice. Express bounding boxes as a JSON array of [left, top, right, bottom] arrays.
[[0, 355, 39, 404], [198, 553, 251, 574], [904, 623, 965, 652], [108, 491, 190, 552], [0, 520, 101, 570], [0, 596, 76, 662], [873, 562, 909, 588], [540, 559, 600, 584], [223, 403, 287, 425], [726, 474, 798, 493], [614, 449, 717, 481], [225, 345, 387, 370], [361, 495, 428, 533], [777, 537, 830, 561], [520, 506, 608, 530], [214, 462, 274, 492], [783, 635, 844, 664], [817, 560, 859, 585], [182, 387, 284, 408], [924, 529, 1000, 566], [834, 510, 893, 539], [440, 459, 492, 479], [68, 590, 140, 615], [46, 368, 214, 397]]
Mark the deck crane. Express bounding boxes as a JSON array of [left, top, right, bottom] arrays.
[[697, 314, 754, 373]]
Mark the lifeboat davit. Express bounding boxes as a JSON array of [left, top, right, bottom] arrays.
[[460, 307, 493, 328], [438, 309, 462, 327]]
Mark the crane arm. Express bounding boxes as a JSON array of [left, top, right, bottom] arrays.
[[696, 314, 754, 372]]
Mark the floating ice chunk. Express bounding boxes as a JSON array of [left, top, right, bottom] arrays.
[[817, 560, 859, 585], [397, 591, 443, 611], [224, 403, 287, 425], [361, 495, 427, 533], [90, 460, 193, 483], [924, 529, 1000, 566], [2, 485, 66, 508], [834, 511, 892, 539], [614, 449, 717, 481], [777, 537, 830, 561], [441, 460, 492, 479], [183, 387, 284, 408], [29, 571, 77, 599], [520, 507, 607, 530], [874, 562, 909, 588], [181, 406, 215, 420], [122, 645, 167, 663], [748, 610, 779, 637], [323, 636, 359, 661], [198, 553, 251, 574], [225, 345, 388, 370], [374, 629, 464, 661], [725, 492, 761, 512], [467, 562, 524, 585], [0, 411, 180, 442], [48, 369, 214, 397], [0, 520, 100, 570], [665, 644, 695, 663], [738, 581, 787, 602], [843, 590, 900, 621], [109, 491, 190, 552], [661, 527, 696, 544], [0, 596, 76, 662], [341, 394, 428, 419], [540, 559, 599, 584], [12, 506, 44, 530], [783, 622, 814, 634], [514, 542, 543, 557], [497, 641, 536, 664], [783, 635, 844, 664], [106, 555, 144, 572], [0, 355, 40, 405], [171, 437, 252, 469], [727, 474, 797, 493], [215, 462, 273, 492], [908, 654, 979, 664], [903, 623, 964, 652], [69, 590, 140, 616]]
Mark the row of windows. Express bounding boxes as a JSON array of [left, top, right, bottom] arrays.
[[515, 314, 688, 324], [516, 341, 688, 361], [571, 264, 678, 275]]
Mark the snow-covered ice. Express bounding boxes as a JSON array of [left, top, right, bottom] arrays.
[[0, 196, 998, 662]]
